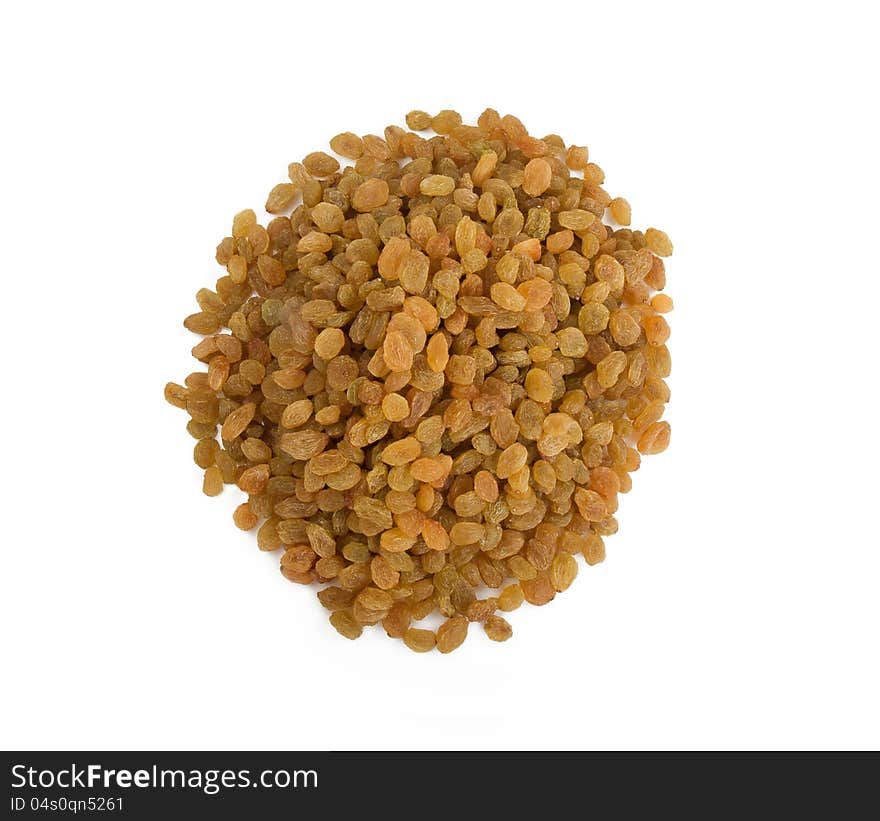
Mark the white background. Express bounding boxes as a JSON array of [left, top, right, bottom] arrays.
[[2, 1, 878, 751]]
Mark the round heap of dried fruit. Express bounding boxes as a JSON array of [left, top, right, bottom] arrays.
[[165, 109, 673, 652]]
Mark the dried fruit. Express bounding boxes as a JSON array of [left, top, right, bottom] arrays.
[[167, 108, 674, 652], [314, 328, 345, 360], [483, 615, 513, 642], [522, 158, 552, 197], [436, 617, 468, 654], [609, 197, 632, 226], [645, 227, 673, 257], [403, 628, 437, 653]]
